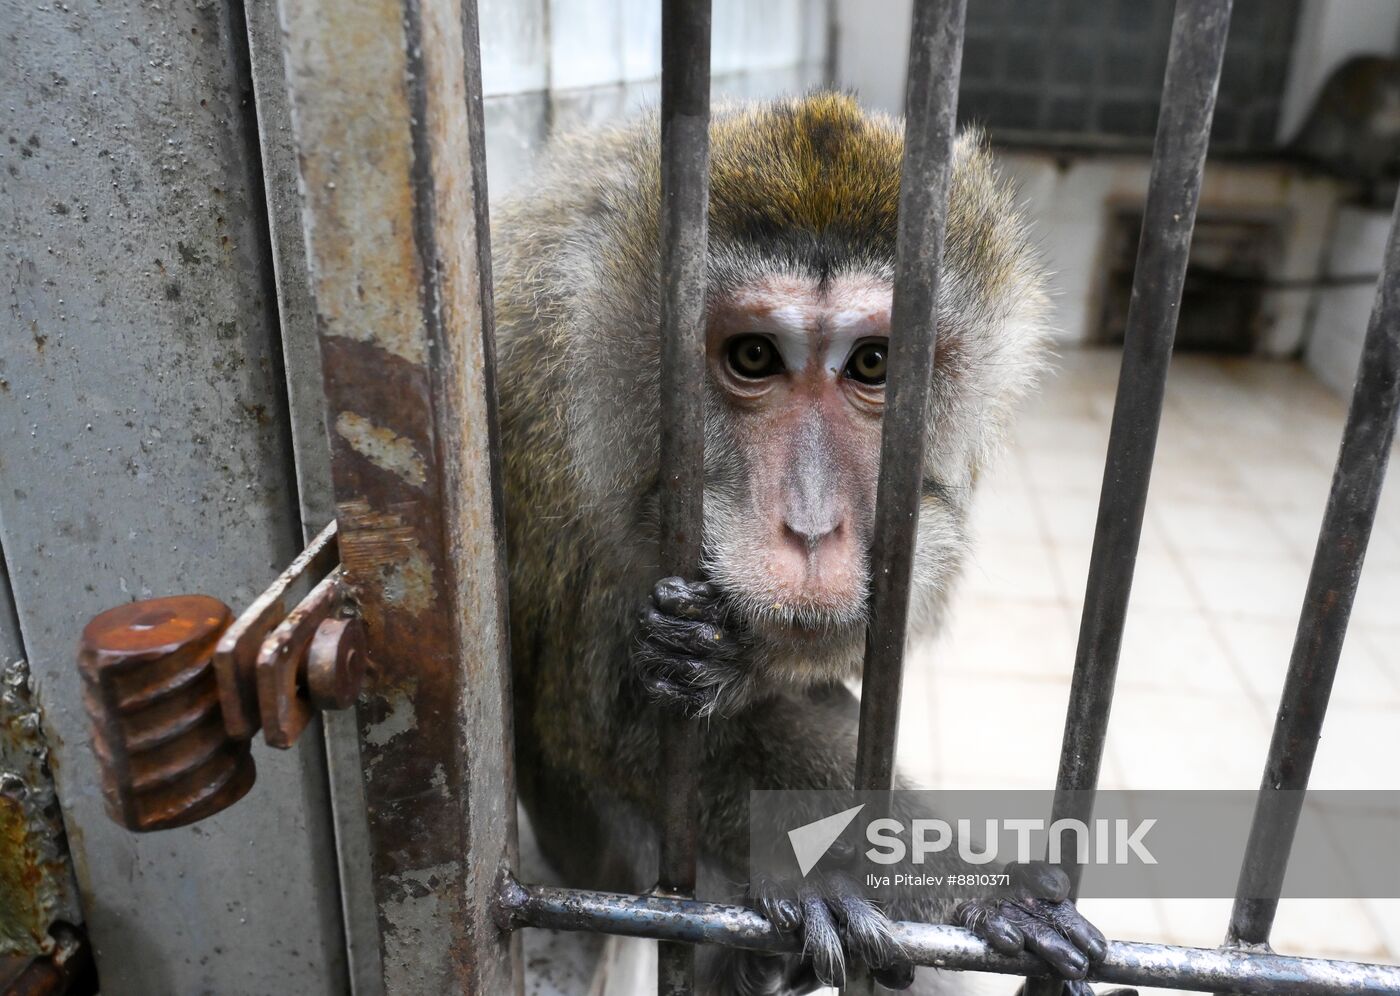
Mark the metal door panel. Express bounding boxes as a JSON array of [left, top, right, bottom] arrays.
[[0, 1, 348, 991]]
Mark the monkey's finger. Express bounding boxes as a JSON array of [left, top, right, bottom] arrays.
[[1003, 906, 1089, 981], [652, 576, 713, 620], [828, 890, 901, 972], [871, 961, 916, 990], [749, 876, 803, 933], [1043, 900, 1107, 963], [798, 892, 846, 989], [638, 606, 723, 656], [641, 676, 707, 718], [955, 899, 1024, 955], [1008, 861, 1070, 903], [756, 895, 802, 934]]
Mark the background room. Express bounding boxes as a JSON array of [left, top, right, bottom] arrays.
[[471, 1, 1400, 992]]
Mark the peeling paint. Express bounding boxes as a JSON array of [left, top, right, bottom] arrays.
[[337, 500, 437, 615], [335, 412, 428, 488], [380, 861, 462, 988], [363, 686, 418, 748]]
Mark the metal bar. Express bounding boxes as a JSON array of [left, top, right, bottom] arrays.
[[1027, 8, 1231, 994], [1045, 0, 1233, 861], [494, 878, 1400, 995], [239, 1, 383, 982], [656, 2, 712, 994], [275, 0, 519, 991], [852, 0, 967, 791], [1225, 196, 1400, 948]]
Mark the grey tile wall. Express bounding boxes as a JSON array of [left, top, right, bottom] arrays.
[[958, 0, 1300, 153]]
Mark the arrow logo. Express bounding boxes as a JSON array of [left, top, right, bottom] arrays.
[[787, 804, 865, 876]]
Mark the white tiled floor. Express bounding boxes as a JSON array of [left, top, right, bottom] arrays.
[[528, 348, 1400, 994], [898, 347, 1400, 992]]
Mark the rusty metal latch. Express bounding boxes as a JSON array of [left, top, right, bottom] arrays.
[[75, 522, 367, 832]]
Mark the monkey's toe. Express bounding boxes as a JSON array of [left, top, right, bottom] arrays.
[[754, 874, 912, 990], [958, 868, 1110, 984]]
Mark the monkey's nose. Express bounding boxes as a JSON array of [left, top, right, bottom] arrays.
[[782, 516, 844, 556]]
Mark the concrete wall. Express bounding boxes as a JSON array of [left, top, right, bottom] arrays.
[[1000, 152, 1341, 354]]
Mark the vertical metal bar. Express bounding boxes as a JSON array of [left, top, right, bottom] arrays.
[[240, 2, 384, 988], [847, 7, 966, 989], [1226, 196, 1400, 948], [1027, 4, 1232, 994], [852, 0, 967, 792], [656, 3, 712, 994], [1047, 0, 1232, 858], [276, 0, 520, 991]]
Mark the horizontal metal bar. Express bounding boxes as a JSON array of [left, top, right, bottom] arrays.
[[493, 876, 1400, 995], [1227, 185, 1400, 948]]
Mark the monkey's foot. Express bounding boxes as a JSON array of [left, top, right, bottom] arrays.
[[957, 862, 1124, 994], [751, 871, 915, 990], [634, 576, 749, 719]]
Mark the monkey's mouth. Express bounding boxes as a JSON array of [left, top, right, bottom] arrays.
[[738, 598, 868, 643]]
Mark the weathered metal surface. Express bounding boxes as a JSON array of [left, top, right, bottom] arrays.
[[0, 0, 348, 987], [254, 572, 351, 749], [1227, 179, 1400, 948], [0, 923, 94, 996], [238, 0, 382, 988], [214, 520, 338, 740], [276, 0, 519, 990], [1046, 0, 1233, 866], [656, 2, 712, 994], [1025, 8, 1232, 995], [853, 0, 967, 790], [306, 616, 367, 711], [78, 564, 365, 795], [496, 877, 1400, 995], [1, 659, 81, 959], [77, 596, 254, 833]]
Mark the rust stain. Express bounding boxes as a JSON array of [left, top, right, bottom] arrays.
[[336, 499, 437, 617], [0, 796, 47, 951], [283, 0, 427, 367], [1, 661, 80, 956], [335, 411, 428, 488]]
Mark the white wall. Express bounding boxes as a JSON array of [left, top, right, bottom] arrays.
[[832, 0, 911, 115], [480, 0, 831, 204], [1277, 0, 1400, 141], [1304, 205, 1392, 394]]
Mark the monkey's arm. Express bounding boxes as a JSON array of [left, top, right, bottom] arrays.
[[633, 582, 1121, 994]]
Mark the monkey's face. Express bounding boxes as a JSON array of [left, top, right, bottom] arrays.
[[702, 272, 893, 663]]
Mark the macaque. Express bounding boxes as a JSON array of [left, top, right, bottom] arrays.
[[494, 93, 1121, 995]]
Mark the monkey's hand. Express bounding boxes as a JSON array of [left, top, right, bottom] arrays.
[[751, 868, 916, 991], [956, 862, 1125, 996], [634, 577, 751, 719]]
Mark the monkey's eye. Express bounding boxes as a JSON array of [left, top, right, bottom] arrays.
[[726, 335, 784, 379], [844, 340, 888, 386]]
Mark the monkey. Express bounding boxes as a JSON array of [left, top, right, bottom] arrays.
[[493, 93, 1125, 995]]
